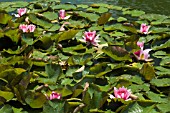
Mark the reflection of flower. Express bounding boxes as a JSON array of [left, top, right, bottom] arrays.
[[140, 23, 150, 34], [110, 86, 131, 101], [134, 49, 152, 61], [15, 8, 27, 17], [19, 24, 36, 33], [47, 91, 62, 100], [59, 10, 70, 20], [81, 31, 100, 46]]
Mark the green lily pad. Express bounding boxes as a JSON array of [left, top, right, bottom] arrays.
[[77, 11, 100, 22], [0, 13, 12, 24], [102, 46, 132, 61], [150, 78, 170, 87], [58, 29, 79, 42], [52, 4, 76, 10], [97, 13, 112, 25], [25, 91, 47, 108], [87, 6, 108, 13], [123, 10, 145, 17], [140, 63, 155, 81], [41, 11, 58, 21]]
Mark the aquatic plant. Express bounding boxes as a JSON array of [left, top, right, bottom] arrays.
[[0, 0, 169, 113]]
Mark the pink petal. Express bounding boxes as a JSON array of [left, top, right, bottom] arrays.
[[143, 49, 152, 60], [28, 24, 36, 32], [137, 41, 144, 49], [59, 10, 66, 19]]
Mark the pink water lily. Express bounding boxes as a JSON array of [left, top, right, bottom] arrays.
[[59, 9, 70, 20], [81, 31, 100, 46], [19, 24, 28, 32], [46, 91, 62, 100], [19, 24, 36, 33], [137, 41, 144, 49], [28, 24, 36, 32], [15, 8, 27, 17], [110, 86, 131, 101], [134, 49, 152, 61], [140, 23, 150, 34]]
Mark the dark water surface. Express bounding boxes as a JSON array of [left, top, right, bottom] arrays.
[[0, 0, 170, 15], [61, 0, 170, 15]]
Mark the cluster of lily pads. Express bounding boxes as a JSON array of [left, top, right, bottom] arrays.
[[0, 0, 170, 113]]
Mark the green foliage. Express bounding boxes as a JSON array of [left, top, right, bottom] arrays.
[[0, 0, 169, 112]]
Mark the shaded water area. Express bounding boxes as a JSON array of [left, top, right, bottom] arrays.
[[61, 0, 170, 15], [0, 0, 170, 15]]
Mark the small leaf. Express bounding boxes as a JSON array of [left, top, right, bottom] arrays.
[[140, 63, 155, 81], [58, 29, 79, 42], [42, 11, 58, 21], [43, 100, 65, 113], [0, 91, 14, 101], [150, 78, 170, 87], [0, 105, 13, 113], [0, 13, 12, 24], [97, 13, 112, 25], [102, 46, 132, 61], [25, 92, 47, 108], [117, 17, 127, 22]]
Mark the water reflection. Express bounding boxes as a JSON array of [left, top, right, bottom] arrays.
[[0, 0, 169, 15], [61, 0, 170, 15]]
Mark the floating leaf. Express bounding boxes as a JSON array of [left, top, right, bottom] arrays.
[[0, 91, 14, 101], [97, 13, 112, 25], [45, 63, 62, 80], [102, 46, 132, 61], [104, 23, 128, 31], [78, 11, 100, 22], [58, 29, 79, 42], [11, 1, 29, 7], [150, 78, 170, 87], [43, 100, 65, 113], [152, 40, 170, 50], [29, 14, 53, 29], [140, 63, 155, 81], [42, 11, 58, 21], [0, 105, 13, 113], [67, 54, 93, 66], [52, 4, 76, 10], [123, 10, 145, 17], [117, 17, 127, 22], [25, 92, 47, 108], [87, 6, 108, 13], [146, 92, 168, 103], [0, 13, 12, 24], [156, 103, 170, 113], [140, 14, 168, 22]]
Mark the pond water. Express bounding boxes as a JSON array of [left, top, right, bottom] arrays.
[[61, 0, 170, 15], [0, 0, 170, 15]]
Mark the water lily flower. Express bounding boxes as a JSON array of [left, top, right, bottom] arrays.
[[28, 24, 36, 32], [19, 24, 36, 33], [46, 91, 62, 100], [134, 49, 152, 61], [59, 9, 71, 20], [59, 22, 70, 31], [140, 23, 150, 34], [137, 41, 144, 49], [109, 86, 131, 101], [81, 31, 100, 46], [15, 8, 27, 17], [19, 24, 28, 32]]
